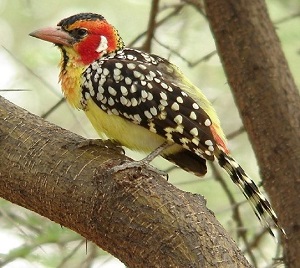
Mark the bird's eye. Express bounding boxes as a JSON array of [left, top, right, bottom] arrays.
[[71, 28, 88, 39]]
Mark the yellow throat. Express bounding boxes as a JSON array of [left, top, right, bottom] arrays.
[[59, 46, 85, 109]]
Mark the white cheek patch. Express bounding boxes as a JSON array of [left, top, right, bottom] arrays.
[[96, 35, 108, 53]]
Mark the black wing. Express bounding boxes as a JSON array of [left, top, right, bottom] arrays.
[[81, 48, 216, 161]]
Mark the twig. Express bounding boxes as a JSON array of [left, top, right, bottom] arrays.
[[274, 12, 300, 24], [1, 45, 60, 97], [57, 239, 85, 268], [128, 4, 183, 47], [154, 37, 217, 66], [227, 126, 245, 140], [0, 89, 30, 91], [141, 0, 160, 52], [41, 98, 65, 118], [181, 0, 206, 17], [80, 243, 100, 268]]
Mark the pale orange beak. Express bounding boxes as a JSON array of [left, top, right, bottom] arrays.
[[29, 27, 74, 46]]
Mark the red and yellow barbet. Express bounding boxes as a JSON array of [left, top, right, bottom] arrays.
[[30, 13, 284, 236]]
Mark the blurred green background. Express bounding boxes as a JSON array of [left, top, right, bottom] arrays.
[[0, 0, 299, 267]]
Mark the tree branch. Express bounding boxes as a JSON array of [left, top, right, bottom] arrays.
[[0, 96, 251, 267], [201, 0, 300, 266], [140, 0, 160, 52]]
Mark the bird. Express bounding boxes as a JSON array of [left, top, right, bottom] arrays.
[[30, 12, 284, 237]]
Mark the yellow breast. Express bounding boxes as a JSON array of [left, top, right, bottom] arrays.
[[59, 47, 85, 109], [84, 99, 167, 152]]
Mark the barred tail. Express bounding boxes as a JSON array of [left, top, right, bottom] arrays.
[[216, 149, 285, 237]]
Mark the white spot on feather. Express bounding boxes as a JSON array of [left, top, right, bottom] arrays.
[[127, 63, 136, 70], [160, 92, 168, 100], [190, 128, 198, 136], [150, 107, 158, 116], [176, 96, 183, 103], [192, 138, 199, 146], [108, 97, 115, 106], [171, 102, 179, 111], [174, 115, 183, 124], [141, 90, 148, 99], [189, 111, 197, 120], [144, 110, 153, 119], [120, 96, 128, 105], [205, 140, 213, 146], [208, 146, 214, 152], [192, 103, 199, 110], [115, 62, 123, 69], [134, 114, 142, 123], [204, 119, 211, 126], [120, 86, 128, 95], [108, 86, 117, 96]]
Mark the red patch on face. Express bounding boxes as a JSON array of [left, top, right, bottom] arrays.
[[72, 20, 118, 65], [76, 35, 101, 65]]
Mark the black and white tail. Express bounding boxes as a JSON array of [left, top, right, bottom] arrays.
[[216, 148, 285, 237]]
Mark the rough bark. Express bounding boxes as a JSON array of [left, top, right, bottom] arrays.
[[202, 0, 300, 267], [0, 96, 252, 267]]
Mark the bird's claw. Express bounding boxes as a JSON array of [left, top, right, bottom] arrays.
[[110, 159, 169, 180]]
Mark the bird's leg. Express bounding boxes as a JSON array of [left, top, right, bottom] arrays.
[[111, 141, 171, 178], [140, 141, 171, 163]]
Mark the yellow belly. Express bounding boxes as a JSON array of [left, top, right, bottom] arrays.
[[85, 99, 170, 153]]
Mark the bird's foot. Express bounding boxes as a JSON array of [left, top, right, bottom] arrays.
[[110, 141, 171, 179], [111, 159, 168, 179]]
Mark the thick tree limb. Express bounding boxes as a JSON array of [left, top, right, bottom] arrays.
[[201, 0, 300, 267], [0, 96, 251, 267]]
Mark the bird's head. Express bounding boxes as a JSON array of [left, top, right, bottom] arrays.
[[30, 13, 125, 66], [30, 13, 124, 108]]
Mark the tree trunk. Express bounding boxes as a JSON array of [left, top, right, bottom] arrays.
[[0, 96, 252, 267], [202, 0, 300, 267]]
